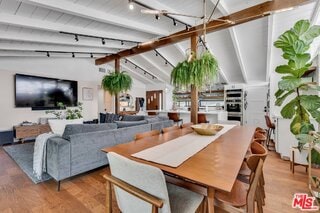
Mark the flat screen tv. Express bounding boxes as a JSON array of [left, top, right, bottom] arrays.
[[15, 74, 78, 109]]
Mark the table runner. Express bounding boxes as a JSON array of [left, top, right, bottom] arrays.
[[131, 124, 235, 167]]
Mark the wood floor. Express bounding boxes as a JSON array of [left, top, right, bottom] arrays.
[[0, 146, 319, 213]]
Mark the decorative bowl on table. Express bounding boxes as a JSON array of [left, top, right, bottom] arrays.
[[191, 124, 224, 136]]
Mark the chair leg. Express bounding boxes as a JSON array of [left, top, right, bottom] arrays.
[[106, 180, 112, 213], [292, 150, 295, 174], [57, 181, 61, 191]]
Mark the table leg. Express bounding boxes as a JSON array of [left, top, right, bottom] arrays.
[[207, 187, 215, 213]]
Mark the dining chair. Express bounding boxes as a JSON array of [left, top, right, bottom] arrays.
[[105, 152, 204, 213], [253, 131, 267, 145], [218, 120, 241, 126], [238, 142, 268, 205], [162, 125, 180, 133], [181, 122, 193, 128], [264, 115, 275, 150], [215, 158, 265, 213], [198, 114, 209, 123], [167, 112, 183, 126], [290, 146, 308, 174], [255, 127, 267, 136], [135, 130, 161, 140]]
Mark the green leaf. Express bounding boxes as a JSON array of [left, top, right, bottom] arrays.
[[278, 78, 301, 91], [274, 30, 298, 50], [292, 53, 311, 69], [300, 122, 315, 134], [292, 40, 309, 54], [101, 71, 132, 95], [290, 114, 302, 135], [300, 25, 320, 45], [275, 65, 295, 76], [275, 89, 285, 98], [292, 20, 310, 36], [309, 110, 320, 123], [280, 98, 297, 118], [276, 90, 294, 106], [300, 95, 320, 111]]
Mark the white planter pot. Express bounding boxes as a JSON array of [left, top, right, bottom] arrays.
[[48, 118, 83, 136]]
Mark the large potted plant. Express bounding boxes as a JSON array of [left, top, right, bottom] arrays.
[[171, 50, 219, 122], [274, 19, 320, 163], [101, 71, 132, 114]]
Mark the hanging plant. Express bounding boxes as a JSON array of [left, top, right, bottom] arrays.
[[274, 19, 320, 163], [171, 51, 219, 89], [101, 71, 132, 95]]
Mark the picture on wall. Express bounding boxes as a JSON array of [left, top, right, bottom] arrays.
[[82, 87, 93, 101]]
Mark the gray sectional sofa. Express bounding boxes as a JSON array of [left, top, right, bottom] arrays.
[[46, 116, 173, 190]]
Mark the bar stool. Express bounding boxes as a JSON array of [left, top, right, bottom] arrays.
[[264, 115, 275, 150], [168, 112, 183, 126]]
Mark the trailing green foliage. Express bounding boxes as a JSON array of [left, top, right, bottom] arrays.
[[274, 19, 320, 163], [171, 51, 219, 89], [101, 71, 132, 95]]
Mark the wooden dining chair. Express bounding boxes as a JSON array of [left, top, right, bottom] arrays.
[[255, 127, 267, 136], [198, 114, 209, 123], [238, 142, 268, 205], [168, 112, 183, 126], [162, 125, 180, 133], [253, 131, 267, 145], [181, 122, 193, 128], [135, 130, 160, 140], [105, 152, 204, 213], [215, 158, 264, 213]]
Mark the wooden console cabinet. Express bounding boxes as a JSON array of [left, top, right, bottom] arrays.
[[14, 124, 51, 142]]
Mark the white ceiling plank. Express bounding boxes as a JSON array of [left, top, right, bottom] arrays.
[[21, 0, 167, 36], [214, 0, 229, 16], [0, 31, 132, 50], [266, 15, 274, 81], [311, 0, 320, 25], [173, 43, 186, 59], [229, 27, 248, 83], [120, 63, 157, 85], [0, 13, 146, 42], [0, 41, 116, 53], [139, 54, 170, 78]]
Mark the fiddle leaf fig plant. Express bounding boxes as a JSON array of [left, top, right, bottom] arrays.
[[274, 19, 320, 162]]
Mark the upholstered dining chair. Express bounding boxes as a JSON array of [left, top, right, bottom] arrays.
[[135, 130, 161, 140], [197, 114, 209, 124], [167, 112, 183, 126], [181, 122, 193, 128], [264, 115, 275, 150], [162, 125, 180, 133], [215, 158, 265, 213], [105, 152, 204, 213]]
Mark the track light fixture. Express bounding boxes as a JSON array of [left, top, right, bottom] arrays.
[[185, 25, 190, 31], [72, 52, 75, 58], [144, 71, 146, 75], [121, 41, 124, 45], [165, 61, 168, 65], [101, 38, 106, 45], [46, 51, 50, 57], [128, 0, 134, 10], [135, 65, 138, 69], [155, 14, 160, 20], [90, 53, 93, 58], [173, 19, 177, 26], [74, 34, 79, 42], [125, 59, 128, 63], [155, 53, 158, 56]]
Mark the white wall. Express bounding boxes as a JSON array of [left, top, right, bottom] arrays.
[[0, 57, 146, 130]]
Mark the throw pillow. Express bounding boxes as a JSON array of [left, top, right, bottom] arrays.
[[48, 118, 83, 136], [105, 113, 120, 123], [99, 113, 106, 123], [121, 115, 145, 121]]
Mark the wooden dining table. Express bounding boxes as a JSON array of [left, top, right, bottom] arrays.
[[102, 125, 256, 213]]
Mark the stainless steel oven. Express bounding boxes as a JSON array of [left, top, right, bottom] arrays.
[[226, 101, 242, 113], [227, 113, 243, 123]]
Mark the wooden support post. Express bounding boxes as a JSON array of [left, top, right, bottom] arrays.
[[190, 35, 198, 124], [115, 58, 120, 114]]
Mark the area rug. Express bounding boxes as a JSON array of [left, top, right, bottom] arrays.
[[3, 142, 52, 184]]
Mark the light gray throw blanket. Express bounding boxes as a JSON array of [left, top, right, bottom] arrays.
[[33, 132, 58, 180]]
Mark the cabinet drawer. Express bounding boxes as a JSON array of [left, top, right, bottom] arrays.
[[15, 126, 39, 139], [39, 124, 51, 134]]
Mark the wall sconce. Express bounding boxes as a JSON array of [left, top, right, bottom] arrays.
[[151, 96, 153, 101], [154, 93, 156, 99]]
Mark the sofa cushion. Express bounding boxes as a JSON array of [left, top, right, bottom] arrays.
[[121, 115, 145, 121], [105, 113, 120, 123], [114, 120, 148, 128], [49, 119, 83, 136], [99, 113, 106, 123], [62, 123, 117, 140], [145, 116, 161, 123]]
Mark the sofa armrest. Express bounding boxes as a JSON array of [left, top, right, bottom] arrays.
[[46, 136, 71, 181]]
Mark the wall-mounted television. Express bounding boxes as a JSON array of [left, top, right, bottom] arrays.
[[15, 74, 78, 110]]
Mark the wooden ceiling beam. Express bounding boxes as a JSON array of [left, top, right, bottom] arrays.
[[95, 0, 311, 65]]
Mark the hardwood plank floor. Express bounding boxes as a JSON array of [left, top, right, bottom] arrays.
[[0, 147, 319, 212]]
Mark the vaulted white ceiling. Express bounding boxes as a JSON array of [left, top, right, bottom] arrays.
[[0, 0, 319, 85]]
